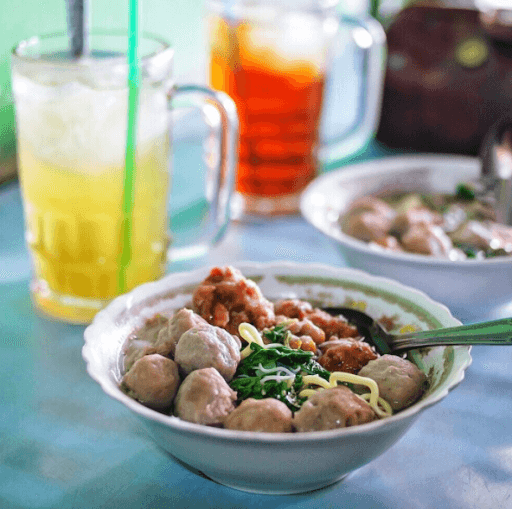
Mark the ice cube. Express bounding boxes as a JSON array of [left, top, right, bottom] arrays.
[[14, 70, 168, 173], [244, 11, 331, 71]]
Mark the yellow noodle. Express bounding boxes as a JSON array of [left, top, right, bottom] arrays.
[[239, 323, 265, 346], [239, 323, 265, 359], [237, 322, 393, 419], [377, 397, 392, 416], [298, 389, 321, 398], [239, 320, 299, 358], [240, 344, 253, 360], [329, 372, 380, 408], [360, 393, 393, 418], [302, 374, 333, 390], [301, 370, 393, 419]]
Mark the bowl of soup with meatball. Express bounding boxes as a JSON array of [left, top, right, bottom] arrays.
[[83, 261, 471, 494], [300, 154, 512, 321]]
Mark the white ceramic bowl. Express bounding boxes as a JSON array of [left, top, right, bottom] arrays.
[[301, 154, 512, 320], [82, 261, 471, 495]]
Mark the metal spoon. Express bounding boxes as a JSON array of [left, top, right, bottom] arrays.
[[66, 0, 89, 57], [478, 114, 512, 225], [322, 307, 512, 355]]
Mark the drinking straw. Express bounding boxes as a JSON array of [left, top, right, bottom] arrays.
[[66, 0, 89, 56], [369, 0, 380, 20], [118, 0, 142, 293]]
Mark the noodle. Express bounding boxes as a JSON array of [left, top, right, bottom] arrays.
[[301, 374, 332, 390], [300, 372, 393, 418], [360, 393, 393, 418], [237, 322, 393, 419], [239, 323, 265, 359]]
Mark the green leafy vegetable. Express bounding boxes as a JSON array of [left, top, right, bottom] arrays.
[[485, 249, 508, 258], [454, 243, 506, 259], [262, 322, 290, 344], [229, 342, 330, 411], [455, 183, 476, 201], [456, 243, 478, 258]]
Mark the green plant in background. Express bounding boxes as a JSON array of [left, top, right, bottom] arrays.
[[0, 57, 18, 183]]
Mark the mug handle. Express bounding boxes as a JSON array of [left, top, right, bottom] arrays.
[[167, 85, 238, 262], [319, 15, 386, 169]]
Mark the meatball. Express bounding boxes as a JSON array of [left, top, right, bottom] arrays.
[[341, 197, 397, 242], [342, 211, 394, 243], [192, 266, 275, 336], [123, 314, 168, 369], [293, 386, 376, 432], [451, 220, 494, 251], [174, 325, 241, 381], [224, 398, 293, 433], [122, 354, 180, 409], [345, 196, 397, 219], [357, 354, 427, 411], [401, 224, 453, 257], [154, 308, 210, 358], [370, 235, 403, 252], [318, 339, 378, 374], [391, 206, 443, 235], [490, 222, 512, 251], [174, 367, 237, 425], [340, 196, 395, 236], [123, 339, 156, 371]]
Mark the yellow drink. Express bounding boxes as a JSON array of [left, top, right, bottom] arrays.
[[13, 67, 171, 323]]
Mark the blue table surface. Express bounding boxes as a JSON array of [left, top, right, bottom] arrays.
[[2, 139, 512, 509]]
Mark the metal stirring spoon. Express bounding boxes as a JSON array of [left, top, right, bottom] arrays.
[[478, 115, 512, 225], [66, 0, 89, 58], [322, 307, 512, 355]]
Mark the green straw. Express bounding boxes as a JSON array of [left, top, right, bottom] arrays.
[[118, 0, 141, 293], [370, 0, 380, 20]]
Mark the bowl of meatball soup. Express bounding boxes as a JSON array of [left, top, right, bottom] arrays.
[[83, 261, 471, 494], [301, 154, 512, 321]]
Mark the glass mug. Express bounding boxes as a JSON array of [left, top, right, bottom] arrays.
[[206, 0, 385, 217], [11, 31, 237, 324]]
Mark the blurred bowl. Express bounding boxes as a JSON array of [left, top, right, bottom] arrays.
[[83, 261, 471, 494], [301, 154, 512, 320]]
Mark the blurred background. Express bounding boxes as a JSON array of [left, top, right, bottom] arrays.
[[0, 0, 480, 184], [0, 0, 404, 184]]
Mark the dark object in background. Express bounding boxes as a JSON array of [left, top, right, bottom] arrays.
[[376, 5, 512, 155]]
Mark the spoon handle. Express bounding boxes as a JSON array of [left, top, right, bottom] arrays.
[[391, 317, 512, 352], [66, 0, 89, 57]]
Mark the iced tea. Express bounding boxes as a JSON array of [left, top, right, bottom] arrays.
[[208, 9, 331, 215]]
